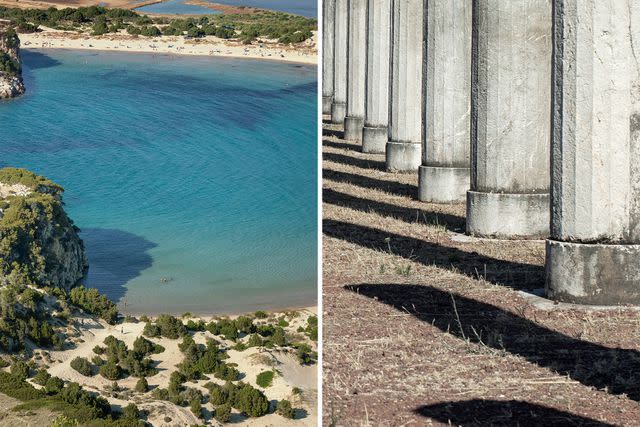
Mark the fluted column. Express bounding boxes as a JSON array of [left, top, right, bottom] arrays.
[[386, 0, 423, 172], [344, 0, 367, 141], [331, 0, 348, 124], [467, 0, 551, 238], [322, 0, 335, 115], [361, 0, 392, 153], [419, 0, 472, 203], [546, 0, 640, 304]]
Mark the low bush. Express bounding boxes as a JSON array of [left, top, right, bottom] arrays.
[[256, 370, 274, 388], [276, 399, 295, 419], [70, 357, 93, 376]]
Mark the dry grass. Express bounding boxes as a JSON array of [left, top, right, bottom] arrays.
[[322, 119, 640, 426]]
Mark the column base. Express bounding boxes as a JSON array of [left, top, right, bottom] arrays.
[[418, 166, 469, 203], [322, 96, 333, 116], [362, 126, 388, 153], [546, 240, 640, 305], [331, 102, 346, 125], [344, 116, 364, 142], [466, 190, 549, 238], [385, 141, 421, 172]]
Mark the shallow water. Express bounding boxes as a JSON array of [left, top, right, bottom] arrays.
[[0, 49, 317, 315], [136, 0, 316, 17], [136, 0, 220, 15]]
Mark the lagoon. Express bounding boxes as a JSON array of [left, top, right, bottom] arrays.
[[0, 49, 317, 315]]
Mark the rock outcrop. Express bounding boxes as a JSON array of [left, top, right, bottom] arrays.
[[0, 24, 25, 99], [0, 168, 88, 291]]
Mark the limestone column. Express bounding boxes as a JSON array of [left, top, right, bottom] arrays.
[[344, 0, 367, 141], [466, 0, 551, 238], [546, 0, 640, 304], [331, 0, 348, 124], [386, 0, 423, 171], [418, 0, 472, 203], [361, 0, 392, 153], [322, 0, 335, 115]]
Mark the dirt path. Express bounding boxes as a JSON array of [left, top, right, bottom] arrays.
[[321, 119, 640, 426]]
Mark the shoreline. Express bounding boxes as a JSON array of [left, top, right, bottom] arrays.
[[19, 31, 318, 64], [121, 304, 318, 319]]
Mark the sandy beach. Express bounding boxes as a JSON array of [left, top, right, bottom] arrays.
[[19, 29, 318, 64]]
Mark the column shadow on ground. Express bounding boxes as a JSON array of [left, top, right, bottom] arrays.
[[414, 400, 614, 426], [344, 283, 640, 401], [323, 168, 417, 198], [324, 219, 543, 290], [323, 151, 387, 171], [323, 128, 345, 139], [323, 188, 465, 232], [323, 138, 360, 151]]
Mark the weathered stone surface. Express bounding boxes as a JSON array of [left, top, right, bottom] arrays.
[[344, 0, 367, 142], [362, 0, 392, 154], [331, 0, 348, 124], [546, 0, 640, 304], [468, 0, 551, 237], [386, 0, 423, 172], [419, 0, 472, 202], [322, 0, 335, 115]]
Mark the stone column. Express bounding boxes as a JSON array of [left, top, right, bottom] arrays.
[[361, 0, 392, 153], [386, 0, 424, 171], [331, 0, 348, 124], [322, 0, 335, 115], [418, 0, 472, 203], [467, 0, 551, 238], [344, 0, 367, 141], [546, 0, 640, 305]]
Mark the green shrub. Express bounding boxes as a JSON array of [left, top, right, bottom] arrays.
[[0, 371, 45, 401], [189, 398, 202, 418], [135, 377, 148, 392], [132, 336, 164, 356], [99, 362, 122, 380], [214, 363, 239, 381], [276, 399, 295, 418], [32, 369, 51, 386], [254, 310, 268, 319], [70, 357, 93, 376], [256, 370, 274, 388], [69, 286, 118, 324], [44, 376, 64, 394], [122, 402, 140, 419], [215, 403, 231, 423], [204, 382, 228, 405], [228, 382, 269, 417], [10, 361, 30, 381]]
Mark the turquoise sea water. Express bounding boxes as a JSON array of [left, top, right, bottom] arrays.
[[0, 49, 317, 315], [136, 0, 316, 17], [136, 0, 219, 15]]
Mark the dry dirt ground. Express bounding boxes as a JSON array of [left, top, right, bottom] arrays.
[[321, 119, 640, 426]]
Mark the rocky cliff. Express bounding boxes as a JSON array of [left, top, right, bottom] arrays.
[[0, 168, 88, 291], [0, 24, 25, 99]]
